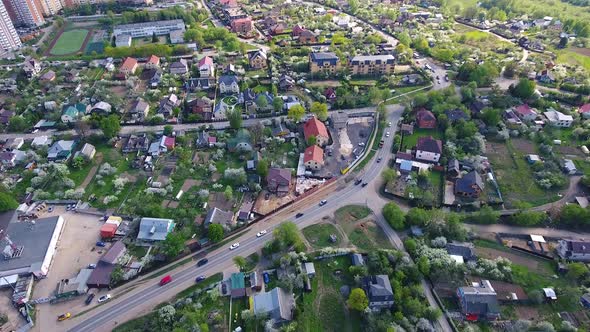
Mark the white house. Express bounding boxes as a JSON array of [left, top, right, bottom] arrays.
[[557, 239, 590, 261], [415, 136, 442, 163], [31, 136, 52, 148], [544, 108, 573, 128]]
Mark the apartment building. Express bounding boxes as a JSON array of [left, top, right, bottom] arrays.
[[309, 52, 340, 74], [0, 1, 21, 52], [37, 0, 61, 16], [348, 55, 395, 76], [2, 0, 45, 27]]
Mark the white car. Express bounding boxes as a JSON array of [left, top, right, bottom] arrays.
[[230, 242, 240, 250], [97, 294, 111, 303], [256, 230, 267, 237], [388, 122, 392, 127], [385, 132, 390, 137]]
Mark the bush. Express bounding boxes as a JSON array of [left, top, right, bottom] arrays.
[[383, 202, 405, 230]]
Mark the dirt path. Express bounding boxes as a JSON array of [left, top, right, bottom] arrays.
[[78, 153, 103, 189], [328, 219, 351, 248]]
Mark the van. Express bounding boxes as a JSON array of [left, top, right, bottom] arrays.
[[160, 275, 172, 286]]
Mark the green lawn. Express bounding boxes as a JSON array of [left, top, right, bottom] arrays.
[[302, 223, 341, 249], [334, 205, 371, 223], [50, 29, 89, 55], [347, 223, 392, 251], [557, 48, 590, 72], [401, 128, 442, 150]]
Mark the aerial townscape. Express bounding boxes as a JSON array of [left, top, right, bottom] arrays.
[[1, 0, 590, 331]]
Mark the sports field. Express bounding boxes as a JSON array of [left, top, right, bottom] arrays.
[[50, 29, 89, 55]]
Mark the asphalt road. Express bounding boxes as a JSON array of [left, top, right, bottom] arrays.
[[66, 106, 405, 332]]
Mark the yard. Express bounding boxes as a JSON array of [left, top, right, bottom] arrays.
[[401, 128, 443, 150], [302, 223, 341, 249], [333, 205, 392, 251], [486, 140, 560, 208], [557, 48, 590, 72], [49, 29, 90, 55]]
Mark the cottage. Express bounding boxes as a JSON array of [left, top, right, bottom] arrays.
[[219, 75, 240, 94], [90, 101, 112, 115], [363, 275, 394, 311], [48, 140, 76, 161], [267, 168, 292, 196], [447, 242, 477, 262], [557, 239, 590, 261], [158, 94, 180, 118], [231, 17, 253, 34], [298, 29, 317, 44], [248, 50, 268, 69], [324, 87, 337, 102], [544, 109, 573, 128], [514, 104, 538, 121], [447, 159, 460, 178], [136, 218, 175, 244], [415, 136, 442, 163], [31, 136, 52, 148], [416, 109, 436, 129], [445, 109, 469, 122], [128, 99, 150, 122], [454, 171, 484, 198], [186, 97, 214, 120], [303, 117, 329, 146], [22, 58, 41, 78], [198, 56, 215, 78], [61, 103, 87, 123], [563, 159, 578, 175], [230, 272, 247, 298], [169, 59, 189, 76], [278, 74, 295, 91], [78, 143, 96, 160], [145, 55, 160, 69], [120, 57, 138, 76], [457, 280, 500, 321], [204, 207, 235, 229], [39, 70, 56, 82], [304, 145, 324, 170], [252, 287, 295, 322], [292, 24, 306, 37], [351, 253, 365, 266]]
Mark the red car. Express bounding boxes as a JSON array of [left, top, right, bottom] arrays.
[[160, 275, 172, 286]]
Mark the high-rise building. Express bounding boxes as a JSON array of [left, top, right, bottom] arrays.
[[37, 0, 61, 16], [2, 0, 45, 27], [0, 1, 22, 52]]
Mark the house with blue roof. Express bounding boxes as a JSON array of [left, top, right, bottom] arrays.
[[137, 217, 175, 245]]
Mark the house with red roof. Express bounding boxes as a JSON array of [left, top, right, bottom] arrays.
[[145, 55, 160, 69], [514, 104, 538, 121], [219, 0, 237, 7], [159, 135, 175, 152], [298, 30, 317, 44], [231, 17, 253, 34], [304, 145, 324, 170], [120, 57, 138, 76], [325, 87, 336, 102], [292, 24, 306, 37], [416, 109, 436, 129], [415, 136, 442, 163], [198, 56, 215, 78], [303, 117, 329, 146], [578, 103, 590, 119]]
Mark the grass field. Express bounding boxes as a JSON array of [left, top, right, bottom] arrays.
[[334, 205, 371, 223], [401, 128, 443, 150], [557, 48, 590, 72], [50, 29, 89, 55], [302, 223, 341, 249]]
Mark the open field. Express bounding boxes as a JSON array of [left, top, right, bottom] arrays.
[[49, 29, 90, 55], [557, 48, 590, 72], [302, 223, 341, 249]]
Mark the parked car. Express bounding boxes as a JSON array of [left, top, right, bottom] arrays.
[[95, 241, 106, 247], [97, 294, 111, 303], [88, 264, 97, 269], [58, 313, 71, 321], [195, 275, 206, 283], [160, 275, 173, 286], [361, 182, 368, 187], [196, 258, 208, 267], [230, 242, 240, 250], [48, 206, 54, 213], [85, 294, 95, 305], [263, 272, 270, 284], [256, 230, 267, 237], [377, 157, 382, 163], [354, 178, 362, 185], [295, 213, 304, 218], [319, 200, 327, 206]]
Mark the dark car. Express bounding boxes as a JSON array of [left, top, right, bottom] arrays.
[[354, 178, 362, 185], [263, 272, 270, 284], [295, 213, 304, 218], [85, 293, 95, 305], [195, 275, 206, 283], [361, 182, 368, 187], [95, 241, 106, 247], [196, 258, 209, 267]]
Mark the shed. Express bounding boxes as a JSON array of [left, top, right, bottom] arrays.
[[530, 235, 546, 243], [543, 288, 557, 300], [351, 253, 365, 266], [100, 223, 118, 239], [304, 262, 316, 278]]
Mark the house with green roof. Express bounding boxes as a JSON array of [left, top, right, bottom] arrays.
[[61, 103, 88, 123], [230, 272, 246, 298]]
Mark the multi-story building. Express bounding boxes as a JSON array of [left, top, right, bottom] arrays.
[[309, 52, 340, 75], [231, 17, 252, 34], [113, 19, 185, 39], [0, 1, 23, 52], [3, 0, 45, 27], [348, 55, 395, 76], [37, 0, 61, 16]]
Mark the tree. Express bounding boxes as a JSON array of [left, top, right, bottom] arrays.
[[249, 122, 264, 146], [273, 222, 303, 250], [7, 117, 27, 132], [163, 125, 173, 136], [71, 156, 86, 169], [224, 185, 233, 200], [226, 108, 243, 129], [347, 288, 368, 311], [405, 208, 430, 227], [470, 205, 499, 224], [152, 32, 158, 43], [256, 159, 269, 178], [233, 256, 247, 271], [0, 192, 18, 212], [273, 97, 284, 112], [208, 224, 224, 242], [504, 61, 518, 78], [99, 115, 121, 139], [287, 104, 305, 122], [510, 78, 536, 99], [481, 108, 501, 126], [310, 102, 328, 121], [566, 262, 589, 280], [398, 32, 411, 47], [255, 95, 268, 109], [559, 204, 590, 227], [510, 210, 546, 226], [162, 232, 186, 258], [383, 202, 405, 230], [110, 265, 124, 285], [382, 168, 397, 183], [74, 120, 92, 139]]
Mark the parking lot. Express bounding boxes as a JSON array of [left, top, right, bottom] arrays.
[[32, 207, 105, 332]]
